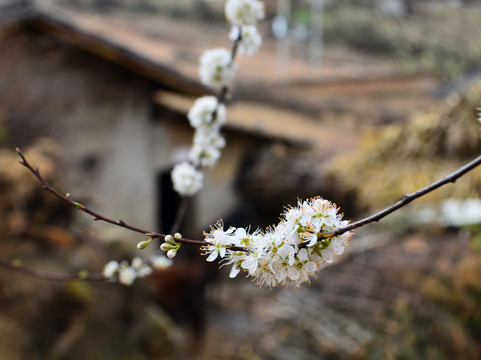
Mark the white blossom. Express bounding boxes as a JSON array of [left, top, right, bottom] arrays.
[[229, 26, 262, 56], [171, 161, 204, 196], [441, 198, 481, 226], [118, 266, 137, 286], [131, 257, 152, 278], [189, 144, 221, 168], [229, 264, 241, 278], [131, 257, 143, 270], [137, 266, 153, 278], [204, 224, 236, 262], [201, 197, 352, 288], [150, 255, 173, 269], [103, 255, 165, 285], [193, 126, 226, 149], [225, 0, 265, 26], [103, 260, 119, 281], [188, 125, 226, 168], [199, 48, 237, 89], [188, 96, 226, 129]]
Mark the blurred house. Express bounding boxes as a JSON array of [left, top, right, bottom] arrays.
[[0, 2, 301, 238]]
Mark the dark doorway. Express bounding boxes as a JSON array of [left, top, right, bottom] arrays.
[[156, 168, 194, 234]]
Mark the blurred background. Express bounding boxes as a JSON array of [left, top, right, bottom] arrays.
[[1, 0, 481, 358]]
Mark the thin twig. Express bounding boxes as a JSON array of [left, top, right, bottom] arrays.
[[7, 154, 481, 283], [327, 153, 481, 237], [15, 148, 207, 247], [215, 26, 242, 109], [0, 257, 104, 282], [169, 196, 189, 234], [16, 149, 481, 252]]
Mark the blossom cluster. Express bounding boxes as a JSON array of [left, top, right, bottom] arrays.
[[225, 0, 265, 27], [202, 198, 352, 288], [103, 255, 172, 286], [187, 96, 226, 168], [171, 0, 264, 196], [171, 161, 204, 196]]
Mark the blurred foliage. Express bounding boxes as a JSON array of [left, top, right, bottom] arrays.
[[0, 123, 8, 146], [328, 79, 481, 211], [330, 77, 481, 359], [323, 5, 481, 79], [468, 224, 481, 250], [0, 139, 75, 245], [364, 235, 481, 360], [365, 296, 480, 360]]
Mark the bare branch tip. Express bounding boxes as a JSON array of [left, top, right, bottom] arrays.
[[16, 148, 26, 164]]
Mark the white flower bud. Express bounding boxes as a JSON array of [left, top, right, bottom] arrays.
[[137, 240, 149, 249], [160, 242, 172, 252]]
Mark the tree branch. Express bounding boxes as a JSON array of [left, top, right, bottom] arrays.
[[169, 196, 190, 235], [327, 153, 481, 237], [16, 149, 481, 254], [0, 256, 104, 282], [15, 148, 208, 248]]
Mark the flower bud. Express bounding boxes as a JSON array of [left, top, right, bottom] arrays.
[[174, 233, 182, 239], [160, 242, 172, 252], [137, 240, 150, 249], [167, 249, 177, 259], [78, 269, 89, 280], [164, 235, 174, 244]]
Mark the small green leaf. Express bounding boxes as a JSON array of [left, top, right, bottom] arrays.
[[78, 270, 89, 280]]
